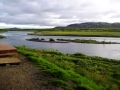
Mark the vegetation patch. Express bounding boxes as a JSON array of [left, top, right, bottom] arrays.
[[57, 38, 118, 44], [28, 28, 120, 37], [0, 29, 7, 33], [50, 78, 72, 90], [49, 38, 55, 41], [16, 45, 120, 90], [0, 35, 5, 39]]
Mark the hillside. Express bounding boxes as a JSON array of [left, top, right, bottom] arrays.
[[66, 22, 120, 28]]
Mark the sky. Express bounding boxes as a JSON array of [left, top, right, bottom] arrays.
[[0, 0, 120, 28]]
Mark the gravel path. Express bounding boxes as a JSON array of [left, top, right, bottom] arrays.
[[0, 55, 62, 90]]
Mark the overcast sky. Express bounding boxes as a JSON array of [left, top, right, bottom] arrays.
[[0, 0, 120, 28]]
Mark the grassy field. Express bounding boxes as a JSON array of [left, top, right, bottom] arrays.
[[16, 45, 120, 90], [31, 28, 120, 37], [5, 27, 120, 37], [33, 31, 120, 37]]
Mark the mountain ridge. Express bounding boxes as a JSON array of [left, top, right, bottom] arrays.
[[56, 22, 120, 28]]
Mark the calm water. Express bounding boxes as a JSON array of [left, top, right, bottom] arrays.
[[1, 31, 120, 60]]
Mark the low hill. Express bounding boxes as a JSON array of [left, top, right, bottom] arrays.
[[66, 22, 120, 28], [7, 27, 21, 31]]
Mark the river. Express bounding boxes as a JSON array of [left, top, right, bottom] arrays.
[[0, 31, 120, 60]]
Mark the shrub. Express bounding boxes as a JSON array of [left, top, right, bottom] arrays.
[[0, 35, 5, 38], [41, 38, 45, 40], [49, 38, 55, 41], [73, 52, 86, 57]]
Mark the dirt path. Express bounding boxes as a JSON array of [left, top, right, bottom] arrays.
[[0, 55, 62, 90]]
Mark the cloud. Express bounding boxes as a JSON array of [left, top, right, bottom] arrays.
[[0, 0, 120, 28]]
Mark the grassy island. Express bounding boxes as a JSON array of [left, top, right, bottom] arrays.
[[57, 38, 118, 44], [26, 38, 118, 44], [16, 45, 120, 90]]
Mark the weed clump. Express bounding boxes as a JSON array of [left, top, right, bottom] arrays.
[[49, 38, 55, 41], [50, 78, 72, 90]]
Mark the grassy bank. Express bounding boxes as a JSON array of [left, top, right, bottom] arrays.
[[33, 31, 120, 37], [27, 28, 120, 37], [0, 29, 7, 32], [0, 29, 7, 39], [16, 46, 120, 90]]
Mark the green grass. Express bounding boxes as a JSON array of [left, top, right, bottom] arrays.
[[16, 46, 120, 90], [28, 28, 120, 37], [34, 31, 120, 37], [50, 78, 72, 90]]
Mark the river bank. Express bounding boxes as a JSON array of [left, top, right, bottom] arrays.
[[29, 30, 120, 37], [16, 45, 120, 90]]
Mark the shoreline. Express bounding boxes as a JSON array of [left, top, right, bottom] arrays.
[[26, 38, 69, 43], [16, 46, 120, 90]]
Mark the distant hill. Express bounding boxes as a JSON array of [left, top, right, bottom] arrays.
[[7, 27, 21, 30], [65, 22, 120, 28]]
